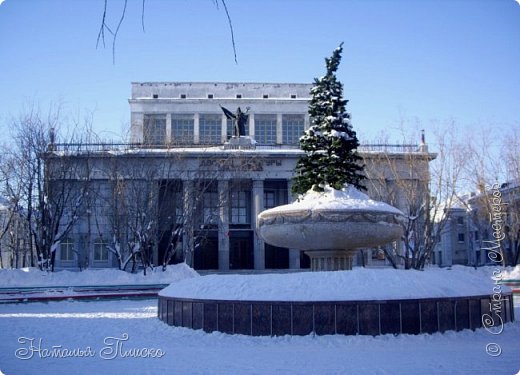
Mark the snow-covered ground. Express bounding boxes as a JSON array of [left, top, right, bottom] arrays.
[[0, 264, 198, 288], [0, 265, 519, 374], [0, 298, 518, 375]]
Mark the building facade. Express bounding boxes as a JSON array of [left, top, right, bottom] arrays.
[[433, 180, 520, 267], [0, 198, 31, 268], [46, 82, 435, 271]]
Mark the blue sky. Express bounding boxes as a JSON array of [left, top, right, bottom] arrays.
[[0, 0, 519, 143]]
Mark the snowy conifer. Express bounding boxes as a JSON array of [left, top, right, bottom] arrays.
[[292, 43, 365, 195]]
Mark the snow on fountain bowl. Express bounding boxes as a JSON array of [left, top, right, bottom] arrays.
[[258, 185, 404, 271]]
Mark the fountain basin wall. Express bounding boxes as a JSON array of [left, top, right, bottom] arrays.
[[158, 293, 515, 336], [157, 269, 515, 336]]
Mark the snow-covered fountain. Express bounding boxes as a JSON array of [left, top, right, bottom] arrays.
[[258, 185, 403, 271], [157, 44, 514, 337]]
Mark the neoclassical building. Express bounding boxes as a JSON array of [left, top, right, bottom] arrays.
[[46, 82, 435, 271]]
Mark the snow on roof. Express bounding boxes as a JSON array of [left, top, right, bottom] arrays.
[[50, 146, 305, 158]]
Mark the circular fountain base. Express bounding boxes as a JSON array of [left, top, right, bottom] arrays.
[[158, 293, 514, 336], [158, 269, 515, 336]]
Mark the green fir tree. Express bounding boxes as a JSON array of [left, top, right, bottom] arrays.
[[292, 43, 365, 195]]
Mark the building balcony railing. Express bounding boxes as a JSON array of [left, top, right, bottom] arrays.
[[49, 142, 422, 153]]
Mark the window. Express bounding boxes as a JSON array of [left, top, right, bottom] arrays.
[[171, 114, 194, 144], [474, 231, 479, 241], [254, 114, 277, 145], [282, 114, 304, 145], [290, 94, 297, 99], [60, 238, 74, 261], [207, 94, 214, 99], [236, 94, 242, 99], [264, 191, 276, 209], [143, 114, 166, 145], [458, 233, 465, 242], [263, 94, 269, 99], [94, 239, 109, 262], [199, 114, 221, 144], [456, 217, 464, 225], [180, 94, 186, 99], [230, 191, 250, 224], [196, 182, 219, 226], [264, 180, 288, 209], [202, 191, 219, 225]]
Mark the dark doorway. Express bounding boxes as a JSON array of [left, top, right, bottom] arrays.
[[265, 244, 289, 269], [300, 252, 310, 269], [230, 231, 254, 269], [194, 232, 219, 270]]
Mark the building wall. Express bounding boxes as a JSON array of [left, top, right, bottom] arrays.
[[433, 181, 520, 267], [47, 81, 436, 271], [46, 148, 434, 271], [128, 82, 312, 145]]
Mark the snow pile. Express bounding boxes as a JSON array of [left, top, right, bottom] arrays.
[[503, 265, 520, 280], [0, 263, 198, 288], [266, 185, 403, 215], [160, 266, 510, 301]]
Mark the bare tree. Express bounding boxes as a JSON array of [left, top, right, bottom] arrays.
[[363, 124, 467, 269], [463, 126, 520, 266], [86, 139, 263, 273], [3, 106, 92, 271]]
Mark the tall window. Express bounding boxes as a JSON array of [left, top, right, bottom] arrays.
[[171, 114, 194, 144], [254, 114, 277, 145], [230, 190, 250, 224], [199, 114, 221, 144], [94, 239, 109, 262], [202, 191, 219, 225], [60, 238, 74, 261], [143, 114, 166, 145], [282, 114, 304, 145]]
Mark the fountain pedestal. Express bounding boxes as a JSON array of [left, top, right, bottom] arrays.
[[304, 249, 356, 271]]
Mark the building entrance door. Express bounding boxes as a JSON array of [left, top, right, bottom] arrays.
[[229, 231, 253, 269], [194, 232, 219, 270]]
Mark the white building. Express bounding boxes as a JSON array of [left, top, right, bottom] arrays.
[[45, 82, 435, 271]]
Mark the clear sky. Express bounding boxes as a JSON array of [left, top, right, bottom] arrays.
[[0, 0, 519, 144]]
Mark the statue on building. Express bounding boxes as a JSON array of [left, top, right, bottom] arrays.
[[220, 105, 249, 137]]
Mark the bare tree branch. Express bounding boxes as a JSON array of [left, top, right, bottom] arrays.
[[219, 0, 238, 64], [141, 0, 146, 33], [97, 0, 238, 64]]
